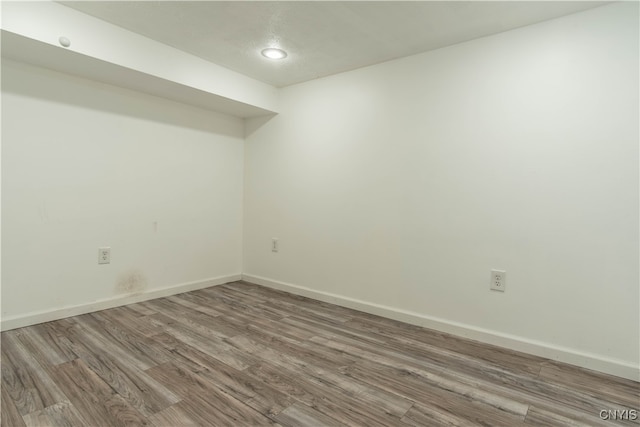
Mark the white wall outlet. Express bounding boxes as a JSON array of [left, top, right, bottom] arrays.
[[98, 247, 111, 264], [490, 269, 506, 292], [271, 238, 279, 252]]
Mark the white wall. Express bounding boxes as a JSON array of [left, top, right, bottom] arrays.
[[244, 3, 639, 379], [2, 60, 244, 327]]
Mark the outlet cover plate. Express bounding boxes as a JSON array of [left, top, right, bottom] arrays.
[[98, 247, 111, 264], [490, 269, 506, 292]]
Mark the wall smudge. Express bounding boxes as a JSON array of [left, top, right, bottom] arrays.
[[115, 270, 148, 295]]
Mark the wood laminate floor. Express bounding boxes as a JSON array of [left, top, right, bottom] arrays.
[[1, 281, 638, 426]]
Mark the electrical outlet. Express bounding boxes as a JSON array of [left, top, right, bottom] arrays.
[[272, 238, 279, 252], [490, 269, 506, 292], [98, 247, 111, 264]]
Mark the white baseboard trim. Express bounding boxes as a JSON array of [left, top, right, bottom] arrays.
[[241, 273, 640, 382], [1, 274, 241, 331]]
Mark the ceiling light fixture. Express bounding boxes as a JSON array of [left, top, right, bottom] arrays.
[[261, 47, 287, 60]]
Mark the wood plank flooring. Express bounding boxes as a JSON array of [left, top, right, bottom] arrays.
[[1, 281, 638, 426]]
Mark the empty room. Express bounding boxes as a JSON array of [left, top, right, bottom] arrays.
[[1, 1, 638, 426]]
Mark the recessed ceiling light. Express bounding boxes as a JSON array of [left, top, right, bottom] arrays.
[[261, 48, 287, 60]]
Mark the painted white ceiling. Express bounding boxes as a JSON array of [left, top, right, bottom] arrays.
[[59, 1, 607, 88]]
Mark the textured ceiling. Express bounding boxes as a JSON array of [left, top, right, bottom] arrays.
[[59, 1, 607, 88]]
